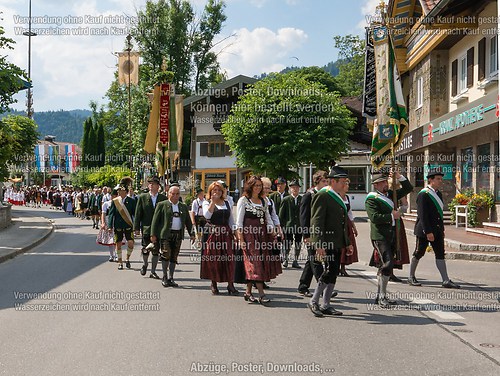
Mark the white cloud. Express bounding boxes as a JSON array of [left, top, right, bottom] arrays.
[[249, 0, 268, 8], [216, 27, 308, 77], [5, 1, 133, 111], [357, 0, 380, 30]]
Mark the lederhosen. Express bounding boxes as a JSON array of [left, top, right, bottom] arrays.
[[160, 210, 183, 264]]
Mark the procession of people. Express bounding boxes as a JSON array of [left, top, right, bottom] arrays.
[[3, 165, 461, 315]]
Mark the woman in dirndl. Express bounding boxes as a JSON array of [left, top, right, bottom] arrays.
[[200, 182, 238, 296], [97, 188, 118, 262], [235, 176, 280, 304]]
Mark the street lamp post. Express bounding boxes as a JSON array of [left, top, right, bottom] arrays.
[[23, 0, 36, 119], [23, 0, 36, 186]]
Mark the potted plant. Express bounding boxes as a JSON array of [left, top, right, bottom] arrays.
[[467, 190, 495, 227], [448, 189, 494, 227]]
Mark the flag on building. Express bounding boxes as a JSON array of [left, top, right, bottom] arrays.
[[35, 144, 45, 172], [366, 25, 409, 169], [64, 144, 77, 173]]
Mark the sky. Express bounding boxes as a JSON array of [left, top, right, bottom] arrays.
[[1, 0, 379, 112]]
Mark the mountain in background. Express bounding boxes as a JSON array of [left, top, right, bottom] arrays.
[[1, 109, 90, 145], [254, 60, 340, 80]]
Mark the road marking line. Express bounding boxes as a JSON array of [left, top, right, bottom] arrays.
[[18, 226, 51, 229]]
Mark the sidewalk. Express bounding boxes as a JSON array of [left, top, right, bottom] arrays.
[[0, 211, 54, 264], [353, 210, 500, 262]]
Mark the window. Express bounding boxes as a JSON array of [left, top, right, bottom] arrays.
[[458, 54, 467, 93], [207, 142, 231, 157], [344, 167, 367, 192], [489, 35, 498, 77], [416, 76, 423, 109], [461, 147, 473, 190], [477, 143, 490, 191]]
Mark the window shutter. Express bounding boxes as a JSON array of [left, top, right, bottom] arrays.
[[478, 38, 486, 81], [200, 143, 208, 156], [467, 47, 474, 88], [451, 59, 458, 97]]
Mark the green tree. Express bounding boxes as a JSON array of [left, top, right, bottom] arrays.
[[0, 115, 39, 179], [87, 120, 98, 168], [192, 0, 227, 91], [0, 21, 27, 113], [81, 118, 91, 168], [288, 66, 341, 93], [96, 122, 105, 168], [221, 73, 355, 179], [132, 0, 227, 93], [333, 34, 365, 96]]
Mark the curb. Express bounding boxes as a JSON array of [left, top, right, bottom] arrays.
[[0, 217, 54, 264], [404, 229, 500, 263]]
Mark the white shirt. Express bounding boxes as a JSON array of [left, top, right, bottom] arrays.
[[150, 192, 158, 208], [170, 201, 182, 230], [265, 197, 280, 227], [191, 197, 205, 216], [236, 196, 274, 231], [202, 200, 235, 228]]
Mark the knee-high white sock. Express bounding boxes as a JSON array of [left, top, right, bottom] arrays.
[[322, 283, 335, 309]]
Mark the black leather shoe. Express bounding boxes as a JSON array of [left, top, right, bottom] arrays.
[[329, 291, 338, 300], [118, 264, 123, 270], [125, 260, 131, 269], [162, 278, 168, 287], [307, 302, 324, 317], [167, 279, 179, 287], [407, 276, 421, 286], [299, 290, 313, 298], [442, 280, 460, 289], [320, 306, 343, 316], [140, 265, 147, 276], [389, 274, 403, 283], [291, 261, 301, 269], [378, 297, 397, 308], [149, 272, 160, 279]]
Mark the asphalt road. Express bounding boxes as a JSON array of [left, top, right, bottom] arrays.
[[0, 207, 499, 376]]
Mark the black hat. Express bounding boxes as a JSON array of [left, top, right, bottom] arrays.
[[289, 179, 301, 187], [196, 187, 204, 194], [147, 176, 161, 185], [371, 172, 389, 184], [170, 181, 180, 187], [275, 177, 287, 184], [328, 166, 348, 179], [427, 167, 445, 179]]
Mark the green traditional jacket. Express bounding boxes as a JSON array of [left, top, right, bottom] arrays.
[[150, 200, 194, 240], [269, 191, 289, 213], [365, 179, 413, 241], [310, 188, 350, 250], [279, 194, 302, 231], [133, 192, 167, 236]]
